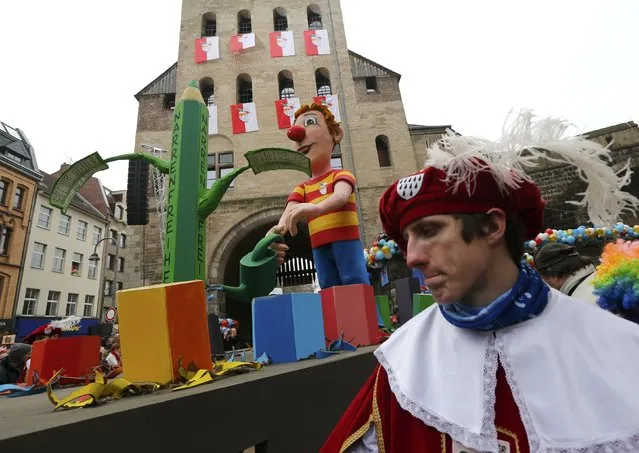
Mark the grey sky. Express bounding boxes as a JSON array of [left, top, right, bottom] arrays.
[[1, 0, 637, 190]]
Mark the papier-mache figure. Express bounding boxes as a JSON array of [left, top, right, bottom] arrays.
[[269, 103, 381, 292]]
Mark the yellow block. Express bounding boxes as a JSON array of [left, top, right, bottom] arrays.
[[118, 280, 212, 384]]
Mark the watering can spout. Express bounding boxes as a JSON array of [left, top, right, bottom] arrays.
[[219, 234, 284, 304]]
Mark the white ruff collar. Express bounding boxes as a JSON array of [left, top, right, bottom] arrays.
[[375, 289, 639, 452]]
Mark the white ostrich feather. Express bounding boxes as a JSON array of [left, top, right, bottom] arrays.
[[425, 109, 639, 226], [49, 315, 82, 331]]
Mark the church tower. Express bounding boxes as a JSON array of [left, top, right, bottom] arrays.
[[124, 0, 452, 318]]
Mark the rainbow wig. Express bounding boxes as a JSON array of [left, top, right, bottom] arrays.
[[593, 239, 639, 315]]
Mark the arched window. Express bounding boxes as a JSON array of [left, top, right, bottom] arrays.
[[237, 10, 252, 34], [199, 77, 215, 105], [273, 7, 288, 31], [278, 71, 295, 99], [315, 68, 331, 96], [307, 4, 322, 29], [376, 135, 392, 167], [236, 74, 253, 103], [201, 13, 216, 36]]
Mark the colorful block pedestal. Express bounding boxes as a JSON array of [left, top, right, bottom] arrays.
[[27, 336, 100, 385], [413, 294, 435, 316], [118, 280, 212, 384], [252, 293, 325, 364], [375, 295, 393, 330], [321, 284, 378, 346]]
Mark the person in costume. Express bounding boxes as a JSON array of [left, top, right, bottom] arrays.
[[321, 110, 639, 453], [593, 239, 639, 323], [22, 324, 62, 345], [0, 343, 31, 384], [533, 242, 597, 303]]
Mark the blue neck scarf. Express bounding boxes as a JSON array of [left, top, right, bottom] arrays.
[[439, 265, 550, 331]]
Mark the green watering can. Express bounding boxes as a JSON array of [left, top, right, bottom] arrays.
[[220, 234, 285, 304]]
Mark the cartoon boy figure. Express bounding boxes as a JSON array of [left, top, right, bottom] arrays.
[[269, 104, 370, 290]]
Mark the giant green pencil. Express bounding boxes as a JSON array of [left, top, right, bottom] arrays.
[[163, 81, 209, 283]]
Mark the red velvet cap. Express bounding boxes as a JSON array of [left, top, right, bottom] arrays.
[[23, 324, 63, 344], [379, 165, 546, 252]]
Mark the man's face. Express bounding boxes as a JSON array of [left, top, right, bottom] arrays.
[[403, 215, 492, 305], [293, 111, 333, 172]]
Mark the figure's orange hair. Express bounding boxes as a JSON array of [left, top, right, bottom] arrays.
[[294, 103, 341, 137]]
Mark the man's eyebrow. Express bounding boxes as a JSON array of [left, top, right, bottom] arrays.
[[302, 112, 318, 117]]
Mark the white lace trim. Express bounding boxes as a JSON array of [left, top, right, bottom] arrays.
[[375, 335, 500, 453], [495, 335, 639, 453]]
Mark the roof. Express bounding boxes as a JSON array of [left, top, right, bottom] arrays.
[[134, 50, 402, 100], [348, 50, 401, 80], [583, 121, 638, 139], [0, 120, 41, 180], [40, 172, 107, 221], [408, 124, 458, 135]]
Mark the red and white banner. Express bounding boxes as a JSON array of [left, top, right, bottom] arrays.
[[313, 94, 341, 122], [269, 31, 295, 57], [274, 97, 301, 129], [194, 37, 220, 63], [208, 104, 218, 135], [231, 103, 259, 134], [230, 33, 256, 53], [304, 29, 330, 55]]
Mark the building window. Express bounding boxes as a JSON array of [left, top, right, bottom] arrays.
[[202, 12, 216, 36], [13, 186, 25, 210], [207, 153, 235, 189], [119, 233, 126, 249], [0, 179, 8, 205], [92, 226, 102, 245], [117, 282, 123, 291], [199, 77, 215, 105], [236, 74, 253, 104], [331, 144, 343, 170], [83, 295, 95, 317], [88, 258, 97, 279], [237, 10, 252, 34], [115, 205, 123, 220], [52, 248, 65, 273], [110, 229, 118, 241], [104, 280, 113, 297], [38, 205, 52, 229], [58, 214, 71, 235], [365, 77, 378, 93], [76, 220, 88, 240], [46, 291, 60, 317], [315, 68, 332, 96], [118, 256, 125, 272], [66, 293, 78, 316], [0, 227, 11, 255], [376, 135, 392, 167], [22, 288, 39, 316], [278, 70, 295, 100], [107, 254, 115, 270], [31, 242, 46, 269], [5, 153, 22, 164], [273, 7, 288, 31], [71, 252, 83, 276], [307, 4, 322, 29], [163, 93, 176, 110]]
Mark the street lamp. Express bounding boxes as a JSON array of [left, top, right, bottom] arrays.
[[89, 236, 119, 317]]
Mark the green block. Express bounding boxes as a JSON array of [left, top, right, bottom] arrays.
[[413, 294, 435, 316], [375, 295, 393, 330]]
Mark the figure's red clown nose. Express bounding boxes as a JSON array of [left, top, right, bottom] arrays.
[[287, 125, 306, 142]]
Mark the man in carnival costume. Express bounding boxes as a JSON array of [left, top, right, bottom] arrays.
[[321, 110, 639, 453]]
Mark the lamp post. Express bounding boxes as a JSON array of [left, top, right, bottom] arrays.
[[89, 236, 119, 319]]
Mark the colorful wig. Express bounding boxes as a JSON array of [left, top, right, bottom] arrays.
[[593, 239, 639, 315]]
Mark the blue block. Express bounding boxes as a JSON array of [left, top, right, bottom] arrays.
[[252, 293, 325, 364]]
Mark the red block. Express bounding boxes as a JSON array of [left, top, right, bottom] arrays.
[[27, 336, 100, 385], [320, 284, 378, 346]]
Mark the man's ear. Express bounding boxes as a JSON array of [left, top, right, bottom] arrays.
[[333, 126, 345, 144], [485, 208, 507, 244]]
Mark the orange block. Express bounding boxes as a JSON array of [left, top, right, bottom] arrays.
[[117, 280, 212, 384], [27, 336, 100, 385]]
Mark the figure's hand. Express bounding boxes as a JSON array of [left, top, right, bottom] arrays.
[[267, 225, 289, 265], [286, 203, 321, 237]]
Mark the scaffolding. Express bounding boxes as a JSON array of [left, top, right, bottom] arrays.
[[141, 144, 168, 259]]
